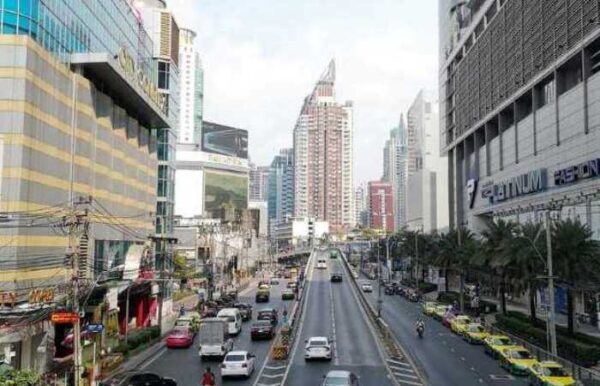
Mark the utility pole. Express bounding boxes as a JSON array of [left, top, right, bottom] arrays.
[[458, 224, 464, 313], [415, 230, 419, 294], [377, 238, 382, 317], [544, 211, 558, 356]]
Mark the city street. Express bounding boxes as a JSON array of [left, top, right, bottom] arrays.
[[140, 282, 290, 386], [361, 275, 528, 386], [284, 251, 394, 386]]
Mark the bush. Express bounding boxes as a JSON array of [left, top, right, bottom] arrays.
[[495, 312, 600, 367], [400, 279, 437, 294]]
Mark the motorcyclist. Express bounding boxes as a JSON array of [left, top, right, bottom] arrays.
[[415, 319, 425, 337], [201, 366, 215, 386]]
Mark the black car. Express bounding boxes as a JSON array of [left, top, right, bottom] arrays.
[[234, 302, 253, 321], [330, 273, 343, 282], [384, 285, 395, 295], [99, 371, 177, 386], [257, 308, 278, 326], [250, 320, 276, 340]]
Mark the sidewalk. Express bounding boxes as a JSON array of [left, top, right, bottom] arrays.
[[480, 295, 600, 339]]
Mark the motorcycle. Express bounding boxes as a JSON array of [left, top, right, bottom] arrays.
[[416, 324, 424, 339]]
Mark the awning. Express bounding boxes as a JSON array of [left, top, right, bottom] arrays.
[[70, 52, 170, 129]]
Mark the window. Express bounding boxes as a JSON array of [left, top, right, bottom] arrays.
[[158, 61, 170, 89]]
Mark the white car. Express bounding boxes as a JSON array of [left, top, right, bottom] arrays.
[[361, 283, 373, 292], [317, 260, 327, 269], [220, 351, 256, 378], [304, 336, 332, 360]]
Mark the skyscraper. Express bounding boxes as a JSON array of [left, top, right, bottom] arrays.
[[250, 164, 270, 201], [354, 184, 367, 227], [368, 181, 395, 233], [383, 116, 409, 228], [405, 90, 449, 232], [268, 149, 295, 232], [178, 28, 204, 145], [293, 60, 354, 233]]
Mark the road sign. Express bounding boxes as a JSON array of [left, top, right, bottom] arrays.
[[50, 311, 79, 324], [86, 324, 104, 333]]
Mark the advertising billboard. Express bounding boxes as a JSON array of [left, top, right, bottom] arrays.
[[204, 171, 248, 216], [201, 121, 248, 159]]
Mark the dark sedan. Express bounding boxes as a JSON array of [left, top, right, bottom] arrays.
[[234, 302, 253, 321], [330, 273, 343, 282], [99, 371, 177, 386], [250, 320, 276, 340]]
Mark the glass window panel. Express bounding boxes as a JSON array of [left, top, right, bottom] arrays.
[[4, 0, 18, 12]]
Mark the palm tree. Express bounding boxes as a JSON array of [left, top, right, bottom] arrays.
[[478, 219, 518, 315], [504, 222, 546, 323], [552, 218, 600, 335]]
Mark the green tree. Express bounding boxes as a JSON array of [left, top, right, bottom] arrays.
[[0, 368, 41, 385], [552, 218, 600, 335]]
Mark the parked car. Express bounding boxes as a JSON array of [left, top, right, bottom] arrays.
[[250, 320, 276, 340], [422, 302, 438, 316], [305, 336, 332, 361], [166, 326, 193, 349], [528, 361, 576, 386], [498, 346, 538, 376], [442, 310, 457, 328], [433, 305, 451, 320], [483, 334, 515, 359], [234, 302, 253, 322], [450, 315, 472, 334], [220, 351, 256, 379], [99, 371, 177, 386], [462, 323, 488, 344]]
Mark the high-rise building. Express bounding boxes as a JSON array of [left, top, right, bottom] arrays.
[[439, 0, 600, 257], [368, 181, 395, 233], [178, 28, 204, 144], [268, 149, 295, 232], [0, 0, 169, 374], [383, 116, 409, 228], [293, 60, 354, 233], [405, 90, 449, 232], [354, 184, 368, 227], [249, 164, 270, 201]]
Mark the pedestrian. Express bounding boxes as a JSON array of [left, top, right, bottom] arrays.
[[201, 366, 215, 386], [283, 307, 288, 324]]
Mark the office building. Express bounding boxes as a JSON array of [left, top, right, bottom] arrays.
[[383, 116, 409, 228], [293, 60, 354, 233], [178, 28, 204, 144], [249, 163, 270, 201], [406, 90, 449, 232], [268, 148, 294, 233], [368, 181, 395, 233], [354, 184, 368, 227], [439, 1, 600, 317], [0, 0, 168, 374]]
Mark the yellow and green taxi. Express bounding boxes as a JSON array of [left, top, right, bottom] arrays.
[[462, 323, 488, 344], [422, 301, 438, 316], [499, 346, 538, 376], [483, 334, 515, 359], [528, 361, 576, 386], [433, 305, 451, 321], [450, 315, 471, 334]]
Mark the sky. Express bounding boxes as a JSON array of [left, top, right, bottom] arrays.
[[168, 0, 439, 185]]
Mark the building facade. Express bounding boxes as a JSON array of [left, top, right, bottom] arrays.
[[383, 116, 409, 228], [268, 148, 294, 233], [354, 184, 368, 227], [439, 0, 600, 317], [368, 181, 395, 233], [249, 163, 270, 201], [0, 0, 168, 376], [405, 90, 449, 232], [293, 60, 354, 233], [178, 28, 204, 145]]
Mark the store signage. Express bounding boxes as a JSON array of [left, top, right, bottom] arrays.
[[86, 324, 104, 333], [50, 311, 79, 324], [554, 158, 600, 186], [0, 292, 17, 307], [117, 47, 165, 113], [207, 153, 244, 167], [481, 168, 547, 204], [28, 288, 55, 304]]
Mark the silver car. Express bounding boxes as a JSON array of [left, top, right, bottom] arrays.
[[322, 370, 359, 386]]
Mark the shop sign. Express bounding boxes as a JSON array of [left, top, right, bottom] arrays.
[[28, 288, 55, 304], [0, 292, 17, 307], [50, 311, 79, 324], [117, 47, 165, 113], [481, 168, 547, 204], [554, 158, 600, 186], [86, 324, 104, 333]]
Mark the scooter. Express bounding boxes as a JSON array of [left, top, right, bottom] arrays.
[[416, 325, 424, 339]]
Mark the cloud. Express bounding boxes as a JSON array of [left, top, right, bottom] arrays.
[[168, 0, 438, 183]]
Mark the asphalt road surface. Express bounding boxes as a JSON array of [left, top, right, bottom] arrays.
[[284, 251, 394, 386]]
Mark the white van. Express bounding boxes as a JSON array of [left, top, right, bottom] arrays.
[[317, 258, 327, 269], [217, 308, 242, 335]]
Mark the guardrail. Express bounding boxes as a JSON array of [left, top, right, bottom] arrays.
[[337, 249, 426, 385], [487, 325, 600, 385]]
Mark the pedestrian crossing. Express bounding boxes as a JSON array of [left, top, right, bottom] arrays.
[[387, 357, 424, 386]]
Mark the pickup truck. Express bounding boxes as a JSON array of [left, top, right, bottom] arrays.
[[198, 318, 233, 359]]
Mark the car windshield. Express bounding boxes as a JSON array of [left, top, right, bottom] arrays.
[[511, 350, 532, 359], [310, 339, 328, 346], [543, 366, 568, 376], [253, 321, 271, 327], [171, 329, 187, 336], [496, 337, 513, 345], [324, 376, 350, 385], [468, 325, 483, 333], [225, 354, 246, 362]]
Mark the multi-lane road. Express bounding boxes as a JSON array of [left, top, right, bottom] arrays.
[[284, 249, 394, 386]]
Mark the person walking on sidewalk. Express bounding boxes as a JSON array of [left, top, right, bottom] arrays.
[[201, 366, 215, 386]]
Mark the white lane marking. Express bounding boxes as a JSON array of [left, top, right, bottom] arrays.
[[329, 274, 339, 366], [137, 346, 166, 370], [389, 364, 414, 373], [256, 383, 281, 386], [388, 359, 412, 367], [264, 365, 286, 370], [261, 373, 284, 378], [394, 380, 423, 386], [279, 251, 315, 386], [393, 372, 420, 380]]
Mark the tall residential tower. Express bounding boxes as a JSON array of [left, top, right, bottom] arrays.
[[178, 28, 204, 144], [293, 60, 354, 233], [383, 116, 409, 228]]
